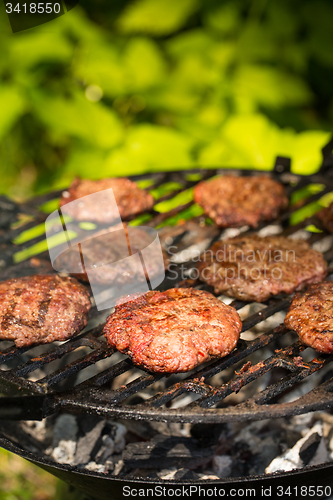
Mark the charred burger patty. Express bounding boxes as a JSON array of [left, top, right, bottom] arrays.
[[197, 235, 327, 302], [60, 177, 154, 223], [103, 288, 242, 373], [285, 281, 333, 354], [194, 175, 288, 228], [0, 275, 91, 347]]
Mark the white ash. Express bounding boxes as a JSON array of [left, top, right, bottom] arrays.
[[84, 462, 107, 473], [257, 224, 283, 237], [212, 455, 233, 478], [289, 229, 311, 241], [48, 414, 78, 464], [266, 422, 329, 473], [51, 439, 77, 465], [170, 240, 212, 264], [312, 235, 333, 253], [13, 409, 333, 482], [52, 414, 78, 445], [220, 227, 249, 240]]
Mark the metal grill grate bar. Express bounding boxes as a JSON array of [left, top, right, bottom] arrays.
[[1, 166, 333, 423]]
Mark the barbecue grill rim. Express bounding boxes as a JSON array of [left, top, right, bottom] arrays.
[[2, 160, 333, 487], [1, 431, 333, 486], [2, 163, 333, 425]]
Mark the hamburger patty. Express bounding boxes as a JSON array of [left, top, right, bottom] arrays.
[[0, 275, 91, 347], [285, 281, 333, 354], [60, 177, 154, 223], [194, 175, 288, 228], [103, 288, 242, 373], [56, 225, 168, 285], [317, 202, 333, 233], [197, 235, 327, 302]]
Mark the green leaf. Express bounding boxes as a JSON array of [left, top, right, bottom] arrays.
[[34, 91, 123, 149], [232, 65, 313, 111], [123, 37, 167, 92], [63, 145, 109, 178], [236, 25, 277, 63], [0, 86, 26, 139], [103, 124, 194, 175], [287, 131, 332, 175], [199, 114, 282, 168], [204, 3, 240, 36], [117, 0, 199, 36], [10, 31, 73, 68], [166, 29, 215, 59], [73, 43, 125, 97], [199, 114, 331, 175]]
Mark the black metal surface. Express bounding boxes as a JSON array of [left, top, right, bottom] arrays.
[[1, 160, 333, 426], [1, 429, 333, 499]]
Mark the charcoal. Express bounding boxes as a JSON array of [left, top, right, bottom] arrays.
[[94, 435, 115, 464], [266, 423, 329, 473], [299, 432, 321, 465], [52, 414, 78, 446], [191, 423, 226, 447], [122, 435, 214, 469], [74, 420, 105, 465]]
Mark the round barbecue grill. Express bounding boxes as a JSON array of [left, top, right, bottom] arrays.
[[1, 141, 333, 499]]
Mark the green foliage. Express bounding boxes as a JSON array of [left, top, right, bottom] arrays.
[[0, 0, 332, 199], [117, 0, 200, 36]]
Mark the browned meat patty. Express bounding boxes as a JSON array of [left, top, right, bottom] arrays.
[[60, 177, 154, 223], [194, 175, 288, 228], [55, 225, 168, 285], [285, 281, 333, 353], [103, 288, 242, 373], [197, 235, 327, 302], [0, 275, 91, 348], [317, 202, 333, 233]]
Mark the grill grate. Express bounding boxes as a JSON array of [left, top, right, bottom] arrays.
[[1, 159, 333, 423]]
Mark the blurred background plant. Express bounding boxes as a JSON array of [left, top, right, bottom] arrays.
[[0, 1, 333, 497], [0, 0, 332, 200]]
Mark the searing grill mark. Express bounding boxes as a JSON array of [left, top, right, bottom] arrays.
[[1, 289, 23, 329], [1, 162, 333, 423]]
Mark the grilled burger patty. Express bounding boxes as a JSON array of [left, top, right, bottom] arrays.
[[197, 235, 327, 302], [285, 282, 333, 354], [194, 175, 288, 228], [56, 226, 168, 285], [0, 275, 91, 347], [60, 177, 154, 223], [317, 202, 333, 233], [103, 288, 242, 373]]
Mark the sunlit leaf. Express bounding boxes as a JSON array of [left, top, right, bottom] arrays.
[[232, 65, 313, 110], [123, 37, 167, 91], [73, 44, 125, 97], [288, 131, 332, 175], [103, 124, 194, 175], [63, 145, 109, 178], [117, 0, 199, 35], [10, 31, 73, 68], [34, 91, 124, 148], [0, 86, 26, 139], [166, 29, 215, 59]]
